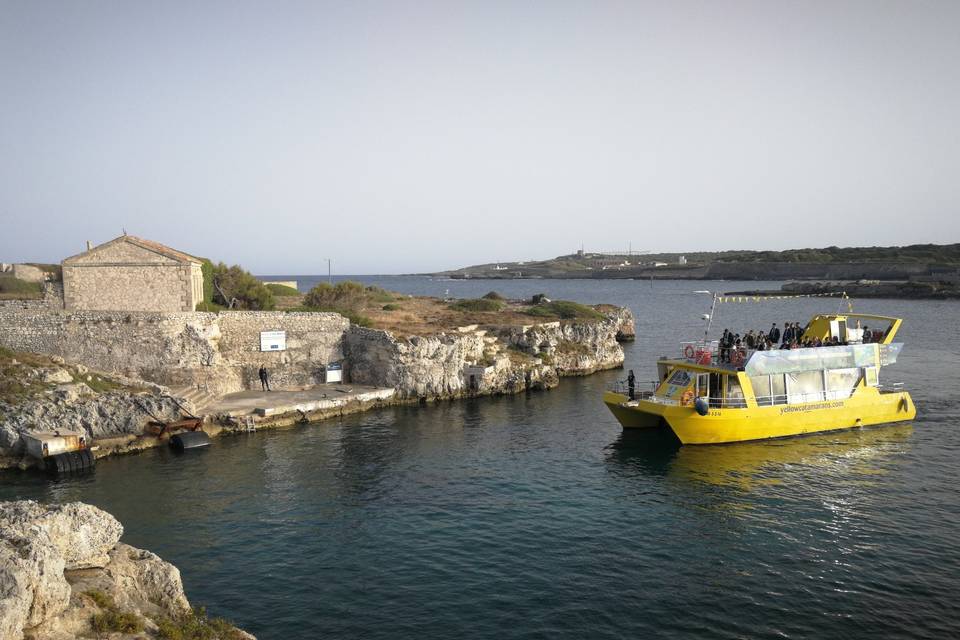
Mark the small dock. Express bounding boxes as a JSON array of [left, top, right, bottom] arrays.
[[206, 384, 396, 428]]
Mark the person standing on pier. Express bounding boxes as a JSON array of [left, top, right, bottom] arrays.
[[258, 366, 271, 392]]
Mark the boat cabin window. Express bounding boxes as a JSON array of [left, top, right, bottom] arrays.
[[826, 368, 861, 400], [787, 371, 825, 404], [667, 369, 692, 387], [771, 374, 787, 405], [696, 373, 709, 398], [864, 366, 879, 387], [726, 376, 746, 408], [750, 375, 772, 406], [750, 374, 788, 406]]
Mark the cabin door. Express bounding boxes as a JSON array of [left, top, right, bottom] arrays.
[[708, 373, 723, 407]]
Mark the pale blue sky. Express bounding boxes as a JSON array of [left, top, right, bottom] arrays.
[[2, 1, 958, 274]]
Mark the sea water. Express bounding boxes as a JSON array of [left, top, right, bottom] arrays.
[[2, 278, 958, 639]]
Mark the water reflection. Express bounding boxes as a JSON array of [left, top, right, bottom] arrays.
[[606, 423, 914, 492]]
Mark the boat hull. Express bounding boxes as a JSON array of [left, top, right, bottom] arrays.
[[603, 388, 915, 445]]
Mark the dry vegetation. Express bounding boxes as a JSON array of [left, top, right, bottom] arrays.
[[276, 283, 611, 336], [0, 346, 141, 405]]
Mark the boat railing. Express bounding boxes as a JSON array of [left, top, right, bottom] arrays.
[[679, 341, 718, 364], [607, 380, 658, 397]]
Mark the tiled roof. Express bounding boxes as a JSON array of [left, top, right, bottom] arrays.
[[122, 236, 201, 264], [62, 235, 202, 264]]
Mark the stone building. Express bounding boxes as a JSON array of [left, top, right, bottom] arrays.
[[62, 235, 204, 312]]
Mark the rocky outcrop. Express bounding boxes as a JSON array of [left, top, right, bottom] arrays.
[[345, 307, 632, 400], [502, 307, 632, 376], [0, 500, 252, 640], [0, 385, 183, 462]]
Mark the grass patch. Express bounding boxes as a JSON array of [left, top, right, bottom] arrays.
[[481, 291, 505, 300], [0, 348, 138, 405], [156, 606, 248, 640], [83, 590, 114, 609], [524, 300, 604, 320], [382, 303, 401, 311], [450, 298, 503, 313], [289, 306, 373, 328], [86, 590, 144, 634], [195, 301, 227, 312], [74, 372, 123, 393], [91, 610, 143, 633], [266, 283, 300, 296], [0, 275, 43, 300]]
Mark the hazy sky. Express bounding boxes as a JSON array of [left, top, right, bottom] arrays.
[[2, 1, 958, 274]]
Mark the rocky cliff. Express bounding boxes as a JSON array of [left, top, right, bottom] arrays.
[[0, 500, 252, 640], [345, 307, 632, 400], [0, 351, 187, 468]]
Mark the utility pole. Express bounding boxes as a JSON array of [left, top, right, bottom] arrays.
[[326, 259, 332, 285]]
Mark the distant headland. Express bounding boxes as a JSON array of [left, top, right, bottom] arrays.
[[429, 243, 960, 284]]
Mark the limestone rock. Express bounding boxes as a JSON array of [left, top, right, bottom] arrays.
[[0, 500, 255, 639], [0, 391, 183, 457], [39, 368, 74, 384], [0, 532, 70, 640], [105, 543, 190, 615], [0, 501, 123, 570]]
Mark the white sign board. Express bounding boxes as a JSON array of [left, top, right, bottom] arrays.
[[326, 363, 343, 383], [260, 331, 286, 352]]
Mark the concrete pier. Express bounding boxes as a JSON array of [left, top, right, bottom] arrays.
[[207, 384, 396, 425]]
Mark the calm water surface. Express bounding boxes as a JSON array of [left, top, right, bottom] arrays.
[[2, 278, 959, 639]]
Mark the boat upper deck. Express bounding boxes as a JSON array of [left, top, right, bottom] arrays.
[[672, 313, 905, 375]]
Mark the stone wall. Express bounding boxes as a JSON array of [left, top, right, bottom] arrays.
[[0, 307, 633, 400], [11, 264, 45, 282], [0, 310, 348, 395], [0, 282, 63, 311]]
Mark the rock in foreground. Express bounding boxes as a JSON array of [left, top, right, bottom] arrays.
[[0, 500, 253, 640]]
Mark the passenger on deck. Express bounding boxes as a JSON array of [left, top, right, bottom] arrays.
[[862, 326, 871, 343], [769, 323, 781, 345]]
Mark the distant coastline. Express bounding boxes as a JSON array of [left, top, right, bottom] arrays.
[[725, 280, 960, 300], [426, 243, 960, 288]]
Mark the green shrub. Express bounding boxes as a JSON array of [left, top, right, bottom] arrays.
[[83, 590, 114, 609], [209, 263, 275, 310], [156, 606, 247, 640], [289, 306, 373, 327], [382, 303, 400, 311], [450, 298, 503, 313], [524, 300, 603, 320], [91, 610, 143, 633], [195, 301, 227, 312], [482, 291, 504, 300], [199, 258, 215, 305], [265, 283, 300, 296], [303, 281, 391, 308]]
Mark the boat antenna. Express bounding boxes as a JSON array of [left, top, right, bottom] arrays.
[[704, 293, 719, 339]]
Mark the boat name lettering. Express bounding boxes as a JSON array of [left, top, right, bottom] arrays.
[[779, 401, 844, 415]]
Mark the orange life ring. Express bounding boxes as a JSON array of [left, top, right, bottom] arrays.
[[683, 345, 696, 359], [680, 389, 695, 406]]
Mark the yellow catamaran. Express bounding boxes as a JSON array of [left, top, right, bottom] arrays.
[[604, 312, 915, 444]]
